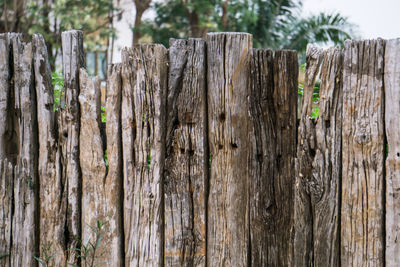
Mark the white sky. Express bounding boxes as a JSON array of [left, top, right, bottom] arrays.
[[302, 0, 400, 40]]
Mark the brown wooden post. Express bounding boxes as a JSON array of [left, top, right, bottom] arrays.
[[295, 45, 343, 266], [341, 39, 385, 266], [59, 30, 85, 264], [121, 44, 168, 266], [11, 34, 38, 267], [385, 38, 400, 267], [33, 33, 67, 265], [206, 32, 252, 267], [164, 38, 207, 266], [79, 69, 108, 264], [105, 63, 124, 266]]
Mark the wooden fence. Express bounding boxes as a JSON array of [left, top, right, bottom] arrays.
[[0, 30, 399, 267]]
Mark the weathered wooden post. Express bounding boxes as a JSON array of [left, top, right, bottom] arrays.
[[121, 44, 168, 266], [206, 32, 252, 266], [33, 33, 67, 265], [341, 39, 385, 266], [385, 38, 400, 267], [295, 45, 343, 266], [164, 38, 207, 266], [104, 63, 124, 266], [249, 48, 298, 266], [79, 69, 108, 264], [59, 30, 85, 264], [12, 34, 38, 267]]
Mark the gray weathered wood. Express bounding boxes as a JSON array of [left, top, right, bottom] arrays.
[[164, 38, 207, 266], [0, 34, 10, 161], [121, 44, 168, 266], [79, 68, 108, 264], [59, 30, 85, 264], [0, 160, 13, 266], [295, 45, 343, 266], [294, 45, 323, 267], [385, 38, 400, 267], [341, 39, 385, 266], [11, 35, 38, 267], [32, 33, 67, 266], [206, 32, 252, 266], [104, 63, 124, 266]]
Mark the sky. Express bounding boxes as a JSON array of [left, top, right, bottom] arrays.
[[302, 0, 400, 40]]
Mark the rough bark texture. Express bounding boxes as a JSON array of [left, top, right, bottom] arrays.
[[12, 35, 38, 267], [0, 160, 13, 266], [121, 44, 168, 266], [341, 39, 385, 266], [79, 69, 108, 265], [295, 45, 343, 267], [206, 32, 252, 267], [105, 63, 124, 266], [0, 32, 20, 267], [249, 48, 297, 266], [59, 30, 84, 264], [270, 50, 298, 266], [164, 38, 207, 267], [385, 38, 400, 267], [32, 33, 66, 266]]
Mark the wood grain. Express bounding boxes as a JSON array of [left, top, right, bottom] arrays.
[[121, 44, 168, 266], [164, 38, 207, 267], [59, 30, 85, 264], [206, 32, 252, 267], [341, 39, 385, 266], [385, 38, 400, 267]]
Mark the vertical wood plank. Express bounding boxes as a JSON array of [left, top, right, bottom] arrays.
[[0, 34, 12, 266], [341, 39, 385, 266], [105, 63, 124, 266], [0, 33, 10, 161], [0, 32, 21, 267], [79, 69, 108, 264], [271, 49, 298, 266], [121, 44, 168, 266], [206, 32, 252, 266], [33, 33, 67, 265], [164, 38, 207, 266], [59, 30, 85, 264], [12, 35, 38, 267], [295, 46, 343, 266], [248, 48, 276, 266], [0, 160, 13, 266], [249, 48, 297, 266], [294, 45, 323, 267], [385, 38, 400, 267]]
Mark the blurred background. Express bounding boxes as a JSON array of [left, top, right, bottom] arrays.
[[1, 0, 399, 77]]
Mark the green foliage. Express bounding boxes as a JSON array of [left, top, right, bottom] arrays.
[[70, 220, 107, 267], [34, 220, 107, 267], [298, 63, 320, 119], [101, 105, 106, 123], [143, 0, 355, 53], [104, 149, 109, 172], [52, 70, 64, 111], [34, 242, 56, 267], [0, 253, 9, 259], [147, 154, 151, 170]]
